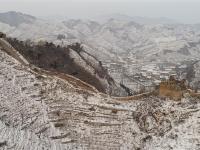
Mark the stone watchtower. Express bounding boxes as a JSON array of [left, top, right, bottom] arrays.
[[159, 76, 187, 101]]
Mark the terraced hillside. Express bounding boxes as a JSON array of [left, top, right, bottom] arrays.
[[0, 38, 200, 150]]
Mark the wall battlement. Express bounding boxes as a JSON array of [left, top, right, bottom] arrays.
[[159, 76, 187, 100]]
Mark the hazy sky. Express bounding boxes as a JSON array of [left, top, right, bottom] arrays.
[[0, 0, 200, 24]]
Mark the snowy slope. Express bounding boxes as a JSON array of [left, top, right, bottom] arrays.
[[0, 44, 200, 149]]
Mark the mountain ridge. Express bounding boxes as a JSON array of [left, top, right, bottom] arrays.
[[93, 13, 179, 25], [0, 11, 36, 27], [0, 34, 129, 96]]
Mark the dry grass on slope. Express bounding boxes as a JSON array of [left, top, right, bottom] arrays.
[[0, 38, 98, 94]]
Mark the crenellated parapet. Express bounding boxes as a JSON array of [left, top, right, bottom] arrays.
[[159, 76, 187, 100]]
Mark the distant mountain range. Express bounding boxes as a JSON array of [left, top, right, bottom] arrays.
[[0, 11, 36, 26], [0, 11, 199, 63], [94, 13, 179, 25]]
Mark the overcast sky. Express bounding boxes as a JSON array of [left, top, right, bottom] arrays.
[[0, 0, 200, 24]]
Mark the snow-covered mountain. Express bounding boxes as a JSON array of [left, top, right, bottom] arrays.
[[0, 11, 200, 91], [0, 12, 199, 62], [1, 33, 130, 97], [1, 33, 200, 150]]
